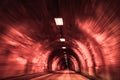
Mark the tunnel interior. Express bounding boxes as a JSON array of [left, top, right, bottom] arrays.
[[47, 47, 81, 72], [58, 56, 75, 70], [0, 0, 120, 80]]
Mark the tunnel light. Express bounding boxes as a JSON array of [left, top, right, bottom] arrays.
[[62, 46, 66, 49], [64, 54, 67, 57], [64, 52, 66, 53], [54, 18, 63, 25], [60, 38, 66, 42]]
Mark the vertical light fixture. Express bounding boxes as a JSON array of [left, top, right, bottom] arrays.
[[54, 18, 68, 68], [54, 18, 66, 42]]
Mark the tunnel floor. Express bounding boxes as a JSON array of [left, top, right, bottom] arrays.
[[31, 70, 90, 80], [2, 70, 96, 80]]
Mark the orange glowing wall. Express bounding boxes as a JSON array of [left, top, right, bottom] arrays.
[[0, 27, 50, 78]]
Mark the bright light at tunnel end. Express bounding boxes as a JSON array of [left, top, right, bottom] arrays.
[[54, 18, 63, 26]]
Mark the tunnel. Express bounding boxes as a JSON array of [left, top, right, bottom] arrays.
[[0, 0, 120, 80]]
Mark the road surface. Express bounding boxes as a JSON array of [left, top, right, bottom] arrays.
[[31, 70, 90, 80]]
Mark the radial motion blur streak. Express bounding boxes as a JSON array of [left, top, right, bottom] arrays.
[[0, 0, 120, 80]]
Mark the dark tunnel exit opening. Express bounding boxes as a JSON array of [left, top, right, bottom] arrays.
[[47, 48, 81, 72], [57, 57, 75, 70]]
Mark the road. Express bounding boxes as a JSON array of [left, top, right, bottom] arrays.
[[31, 70, 90, 80]]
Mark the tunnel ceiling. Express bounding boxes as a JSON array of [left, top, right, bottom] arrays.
[[47, 48, 81, 70], [48, 48, 79, 60], [0, 0, 120, 49], [0, 0, 90, 46]]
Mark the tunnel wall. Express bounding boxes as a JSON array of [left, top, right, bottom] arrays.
[[75, 15, 120, 80], [0, 27, 50, 78]]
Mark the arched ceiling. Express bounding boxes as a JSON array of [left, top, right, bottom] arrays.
[[47, 48, 81, 70], [0, 0, 120, 80], [0, 0, 87, 43]]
